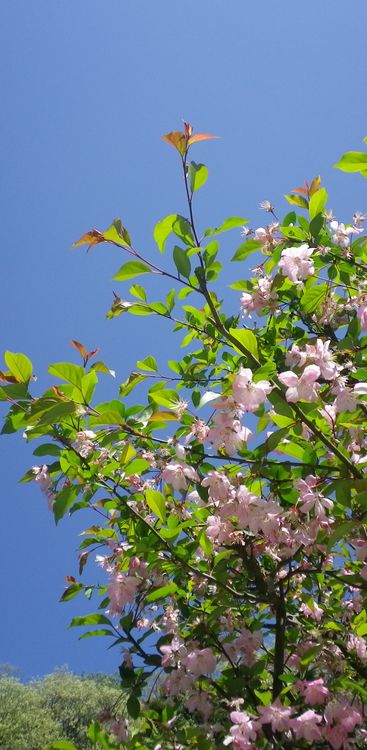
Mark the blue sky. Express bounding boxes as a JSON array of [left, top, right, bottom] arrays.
[[1, 0, 367, 678]]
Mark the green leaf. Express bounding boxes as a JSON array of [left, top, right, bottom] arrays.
[[103, 218, 131, 247], [48, 362, 84, 389], [113, 260, 152, 282], [173, 246, 191, 278], [205, 217, 247, 237], [136, 355, 158, 372], [229, 328, 259, 359], [60, 583, 84, 602], [87, 722, 117, 750], [309, 188, 328, 220], [125, 458, 150, 476], [198, 391, 221, 409], [147, 582, 178, 603], [33, 443, 60, 457], [150, 388, 179, 408], [284, 194, 308, 209], [44, 742, 78, 750], [197, 529, 212, 556], [280, 225, 307, 241], [300, 644, 322, 667], [81, 370, 98, 402], [69, 613, 112, 627], [189, 161, 208, 192], [173, 217, 195, 247], [154, 214, 178, 253], [334, 151, 367, 173], [327, 521, 356, 551], [309, 213, 324, 239], [231, 239, 262, 262], [4, 351, 32, 383], [166, 288, 175, 312], [300, 283, 328, 313], [129, 284, 147, 300], [79, 629, 115, 639], [53, 485, 80, 524], [126, 694, 140, 719], [145, 488, 166, 523], [89, 360, 115, 377]]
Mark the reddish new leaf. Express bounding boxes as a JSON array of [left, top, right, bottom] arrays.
[[71, 340, 88, 359], [72, 230, 104, 249], [188, 133, 219, 146]]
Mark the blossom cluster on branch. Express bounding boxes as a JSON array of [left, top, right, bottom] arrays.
[[3, 127, 367, 749]]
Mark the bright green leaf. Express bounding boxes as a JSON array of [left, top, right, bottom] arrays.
[[189, 161, 208, 192], [113, 260, 152, 282], [145, 488, 166, 523], [309, 187, 328, 220], [205, 217, 247, 237], [334, 151, 367, 173], [154, 214, 178, 253], [4, 351, 32, 383], [136, 355, 158, 372], [173, 246, 191, 278], [229, 328, 259, 359]]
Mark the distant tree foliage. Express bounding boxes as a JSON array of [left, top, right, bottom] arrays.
[[0, 669, 124, 750]]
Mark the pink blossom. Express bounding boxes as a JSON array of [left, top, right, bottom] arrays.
[[279, 243, 314, 283], [74, 430, 97, 458], [310, 339, 340, 380], [109, 719, 129, 742], [329, 220, 358, 248], [278, 365, 320, 403], [257, 701, 292, 732], [162, 668, 194, 696], [300, 678, 329, 705], [233, 628, 262, 666], [32, 464, 56, 509], [208, 411, 252, 455], [160, 636, 187, 667], [106, 574, 139, 616], [224, 711, 258, 749], [232, 368, 272, 412], [347, 633, 367, 661], [201, 471, 234, 502], [161, 461, 199, 490], [295, 475, 333, 517], [300, 600, 323, 621], [285, 343, 308, 368], [185, 691, 213, 721], [324, 699, 363, 749], [291, 709, 322, 741], [206, 514, 234, 544], [185, 418, 210, 444], [357, 302, 367, 330], [182, 647, 216, 676], [240, 277, 277, 317]]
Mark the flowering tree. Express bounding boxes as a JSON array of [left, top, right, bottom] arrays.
[[3, 126, 367, 749]]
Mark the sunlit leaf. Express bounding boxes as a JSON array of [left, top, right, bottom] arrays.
[[113, 260, 152, 282], [334, 151, 367, 173], [189, 161, 208, 192], [154, 214, 178, 253], [145, 488, 166, 523], [205, 217, 247, 237], [4, 352, 32, 383], [72, 230, 104, 249]]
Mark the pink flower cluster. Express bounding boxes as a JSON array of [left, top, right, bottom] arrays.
[[161, 461, 199, 490], [240, 277, 277, 317], [32, 464, 56, 509], [224, 696, 364, 749], [279, 243, 315, 284]]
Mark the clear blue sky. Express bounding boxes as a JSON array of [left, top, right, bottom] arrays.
[[1, 0, 367, 679]]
